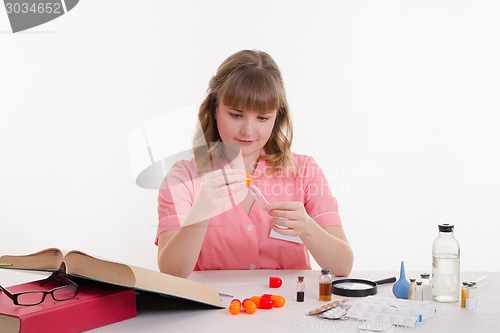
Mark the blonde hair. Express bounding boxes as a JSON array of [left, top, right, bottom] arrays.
[[194, 50, 293, 173]]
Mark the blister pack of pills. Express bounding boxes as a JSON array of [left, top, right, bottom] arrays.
[[346, 296, 436, 327], [318, 304, 350, 320]]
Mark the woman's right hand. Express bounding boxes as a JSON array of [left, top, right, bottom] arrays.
[[184, 168, 247, 226]]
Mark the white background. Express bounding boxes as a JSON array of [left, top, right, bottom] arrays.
[[1, 1, 499, 274]]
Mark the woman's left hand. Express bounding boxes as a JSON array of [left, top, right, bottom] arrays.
[[265, 202, 312, 237]]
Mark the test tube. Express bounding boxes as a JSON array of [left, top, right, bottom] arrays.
[[245, 174, 268, 207], [246, 174, 287, 227], [248, 184, 270, 208]]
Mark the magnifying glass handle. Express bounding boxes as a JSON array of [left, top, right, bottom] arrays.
[[375, 277, 397, 285]]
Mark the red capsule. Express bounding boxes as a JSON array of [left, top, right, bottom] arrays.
[[259, 295, 274, 309], [269, 276, 283, 288]]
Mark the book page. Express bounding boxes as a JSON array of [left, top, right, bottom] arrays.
[[0, 314, 20, 333], [132, 265, 223, 307], [0, 248, 63, 271], [64, 251, 223, 308], [64, 251, 136, 286]]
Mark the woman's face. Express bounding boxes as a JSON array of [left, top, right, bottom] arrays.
[[215, 101, 277, 163]]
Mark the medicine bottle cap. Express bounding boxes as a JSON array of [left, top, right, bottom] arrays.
[[321, 268, 330, 275], [438, 224, 454, 232], [420, 273, 430, 279], [298, 276, 304, 281]]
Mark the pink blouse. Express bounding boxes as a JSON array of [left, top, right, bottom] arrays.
[[156, 152, 342, 271]]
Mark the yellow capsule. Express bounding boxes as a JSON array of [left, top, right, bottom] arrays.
[[245, 174, 252, 187], [250, 296, 261, 308], [229, 299, 241, 315], [271, 295, 286, 308], [242, 298, 257, 314]]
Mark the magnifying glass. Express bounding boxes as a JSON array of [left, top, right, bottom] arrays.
[[332, 277, 396, 297]]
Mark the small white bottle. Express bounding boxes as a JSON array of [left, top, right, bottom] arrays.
[[420, 273, 432, 301], [416, 281, 423, 301], [466, 282, 477, 310]]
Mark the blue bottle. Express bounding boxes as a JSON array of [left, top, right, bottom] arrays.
[[392, 261, 410, 299]]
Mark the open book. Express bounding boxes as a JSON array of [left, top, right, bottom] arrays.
[[0, 248, 223, 309]]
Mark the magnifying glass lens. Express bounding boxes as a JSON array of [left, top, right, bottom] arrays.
[[336, 282, 373, 290]]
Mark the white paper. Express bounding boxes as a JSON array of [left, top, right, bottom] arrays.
[[269, 229, 303, 244]]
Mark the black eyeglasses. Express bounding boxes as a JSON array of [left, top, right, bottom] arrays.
[[0, 272, 79, 306]]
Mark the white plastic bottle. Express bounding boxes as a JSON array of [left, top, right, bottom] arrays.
[[432, 224, 460, 302]]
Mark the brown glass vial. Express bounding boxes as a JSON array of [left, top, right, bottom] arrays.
[[297, 276, 305, 302], [319, 269, 332, 301]]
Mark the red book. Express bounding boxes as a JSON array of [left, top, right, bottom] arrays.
[[0, 278, 136, 333]]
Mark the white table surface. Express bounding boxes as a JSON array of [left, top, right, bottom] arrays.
[[1, 269, 498, 332]]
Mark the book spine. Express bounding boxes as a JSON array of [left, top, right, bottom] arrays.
[[21, 289, 136, 333]]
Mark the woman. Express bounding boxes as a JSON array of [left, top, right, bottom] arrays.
[[156, 50, 353, 278]]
